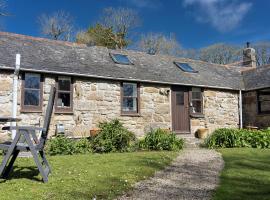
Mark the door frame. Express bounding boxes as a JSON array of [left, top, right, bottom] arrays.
[[171, 86, 191, 134]]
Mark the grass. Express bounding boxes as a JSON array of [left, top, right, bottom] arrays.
[[213, 148, 270, 200], [0, 151, 177, 200]]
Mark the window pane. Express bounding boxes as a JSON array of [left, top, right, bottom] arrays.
[[58, 77, 71, 91], [192, 92, 201, 100], [192, 100, 202, 113], [25, 73, 40, 89], [174, 62, 197, 73], [24, 90, 40, 106], [123, 83, 137, 97], [111, 54, 132, 65], [260, 103, 270, 112], [57, 93, 71, 108], [176, 92, 184, 105], [122, 97, 137, 112], [259, 94, 270, 101]]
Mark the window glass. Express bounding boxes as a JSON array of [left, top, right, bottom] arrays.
[[258, 91, 270, 114], [123, 83, 137, 97], [24, 90, 40, 106], [56, 77, 72, 110], [110, 53, 132, 65], [122, 82, 138, 113], [123, 97, 137, 112], [191, 87, 202, 114], [25, 73, 40, 89], [23, 73, 41, 108], [176, 92, 184, 105], [57, 93, 71, 108], [58, 78, 71, 91], [174, 62, 198, 73]]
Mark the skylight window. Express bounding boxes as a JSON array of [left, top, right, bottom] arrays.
[[110, 53, 132, 65], [174, 62, 198, 73]]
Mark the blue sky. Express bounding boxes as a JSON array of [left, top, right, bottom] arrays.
[[2, 0, 270, 49]]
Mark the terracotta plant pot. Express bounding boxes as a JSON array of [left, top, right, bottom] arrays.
[[197, 128, 209, 139], [90, 129, 100, 137]]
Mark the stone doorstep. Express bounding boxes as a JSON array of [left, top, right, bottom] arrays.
[[177, 134, 204, 148]]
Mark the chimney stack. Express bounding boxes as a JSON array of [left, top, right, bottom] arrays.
[[243, 42, 256, 68]]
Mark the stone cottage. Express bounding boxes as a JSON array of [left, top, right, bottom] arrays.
[[0, 32, 269, 138]]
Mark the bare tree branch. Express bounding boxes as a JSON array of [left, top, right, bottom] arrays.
[[199, 43, 241, 65], [138, 32, 181, 56], [38, 11, 74, 41], [100, 7, 140, 35]]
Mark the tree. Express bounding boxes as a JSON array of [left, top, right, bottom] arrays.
[[99, 7, 141, 48], [138, 33, 181, 56], [253, 42, 270, 66], [0, 0, 8, 16], [76, 24, 127, 49], [100, 7, 140, 36], [199, 43, 241, 65], [77, 7, 140, 49], [38, 11, 74, 41]]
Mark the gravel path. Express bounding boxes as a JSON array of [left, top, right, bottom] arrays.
[[117, 148, 224, 200]]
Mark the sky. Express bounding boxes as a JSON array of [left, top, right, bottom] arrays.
[[1, 0, 270, 49]]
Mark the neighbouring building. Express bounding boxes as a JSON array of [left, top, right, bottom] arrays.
[[0, 32, 269, 139]]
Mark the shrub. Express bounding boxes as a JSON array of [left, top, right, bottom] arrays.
[[46, 136, 92, 155], [74, 138, 92, 154], [46, 135, 75, 155], [139, 128, 184, 151], [205, 128, 270, 148], [91, 119, 136, 153]]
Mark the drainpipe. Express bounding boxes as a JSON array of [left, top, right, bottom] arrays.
[[12, 54, 20, 139], [239, 90, 243, 129]]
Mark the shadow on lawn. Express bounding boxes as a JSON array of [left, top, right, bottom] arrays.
[[0, 166, 42, 182]]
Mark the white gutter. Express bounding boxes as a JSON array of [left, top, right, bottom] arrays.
[[239, 90, 243, 129], [11, 54, 20, 139]]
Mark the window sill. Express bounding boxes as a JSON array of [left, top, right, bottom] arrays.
[[55, 110, 73, 114], [21, 109, 42, 113], [257, 113, 270, 116], [121, 113, 141, 117], [190, 113, 204, 118]]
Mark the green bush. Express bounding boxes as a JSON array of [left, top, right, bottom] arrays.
[[205, 128, 270, 148], [46, 135, 75, 155], [139, 128, 184, 151], [74, 138, 92, 154], [45, 135, 92, 155], [91, 119, 136, 153]]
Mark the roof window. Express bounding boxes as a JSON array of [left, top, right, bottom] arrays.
[[110, 53, 132, 65], [174, 62, 198, 73]]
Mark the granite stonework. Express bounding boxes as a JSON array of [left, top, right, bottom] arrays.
[[190, 89, 240, 134], [243, 91, 270, 128], [0, 71, 240, 138]]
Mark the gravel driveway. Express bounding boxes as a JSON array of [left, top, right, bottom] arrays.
[[117, 148, 224, 200]]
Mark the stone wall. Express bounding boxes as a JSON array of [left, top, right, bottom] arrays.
[[71, 79, 171, 137], [0, 71, 240, 139], [191, 89, 240, 134], [0, 72, 171, 138], [243, 91, 270, 128]]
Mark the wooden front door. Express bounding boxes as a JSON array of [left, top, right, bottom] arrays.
[[171, 86, 190, 133]]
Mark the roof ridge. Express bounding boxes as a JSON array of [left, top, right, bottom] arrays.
[[0, 31, 87, 48]]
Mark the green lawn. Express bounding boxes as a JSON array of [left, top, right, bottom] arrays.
[[213, 148, 270, 200], [0, 151, 177, 200]]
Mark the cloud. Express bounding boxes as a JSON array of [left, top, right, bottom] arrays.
[[119, 0, 162, 9], [183, 0, 252, 32]]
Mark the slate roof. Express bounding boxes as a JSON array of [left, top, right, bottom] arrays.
[[0, 31, 268, 91], [242, 65, 270, 91]]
